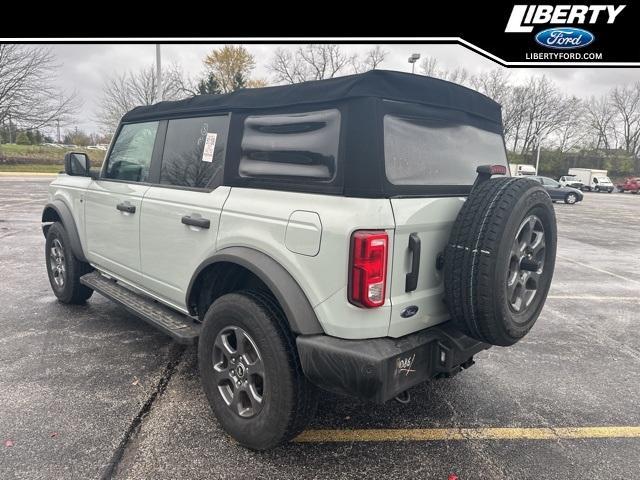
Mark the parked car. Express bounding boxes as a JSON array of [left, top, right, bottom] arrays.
[[531, 176, 584, 204], [41, 71, 557, 450], [558, 175, 583, 189], [616, 177, 640, 193]]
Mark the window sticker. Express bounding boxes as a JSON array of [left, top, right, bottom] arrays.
[[201, 132, 217, 163]]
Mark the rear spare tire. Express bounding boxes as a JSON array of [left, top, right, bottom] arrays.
[[444, 177, 557, 346]]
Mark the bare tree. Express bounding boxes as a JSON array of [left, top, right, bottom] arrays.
[[584, 95, 616, 151], [351, 46, 388, 73], [553, 96, 586, 153], [470, 69, 518, 138], [0, 44, 79, 132], [419, 56, 471, 86], [97, 64, 186, 132], [270, 45, 357, 84], [610, 83, 640, 171]]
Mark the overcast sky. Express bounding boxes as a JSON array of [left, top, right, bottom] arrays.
[[44, 43, 640, 136]]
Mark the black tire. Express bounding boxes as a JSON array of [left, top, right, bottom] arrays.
[[595, 186, 600, 192], [608, 189, 613, 193], [45, 222, 93, 304], [198, 290, 317, 450], [444, 177, 557, 346], [564, 192, 578, 204]]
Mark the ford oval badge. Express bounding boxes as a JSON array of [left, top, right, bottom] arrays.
[[401, 305, 419, 318], [535, 28, 594, 49]]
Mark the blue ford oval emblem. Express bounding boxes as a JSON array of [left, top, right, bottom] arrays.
[[401, 305, 419, 318], [535, 28, 594, 49]]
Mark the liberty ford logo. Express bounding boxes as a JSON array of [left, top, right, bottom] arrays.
[[535, 28, 594, 49]]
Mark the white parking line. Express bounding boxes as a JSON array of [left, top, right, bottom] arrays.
[[558, 255, 640, 286]]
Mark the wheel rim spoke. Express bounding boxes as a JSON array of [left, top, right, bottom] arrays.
[[49, 239, 66, 287], [212, 325, 265, 418], [507, 215, 546, 313]]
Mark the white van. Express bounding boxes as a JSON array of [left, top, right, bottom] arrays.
[[509, 163, 537, 176], [567, 168, 614, 192]]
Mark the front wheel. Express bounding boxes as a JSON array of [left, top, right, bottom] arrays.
[[565, 193, 578, 204], [45, 222, 93, 304], [198, 291, 317, 450]]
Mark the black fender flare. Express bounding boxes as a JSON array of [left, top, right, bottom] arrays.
[[187, 247, 324, 335], [42, 200, 87, 262]]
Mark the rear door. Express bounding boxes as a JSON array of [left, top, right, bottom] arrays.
[[139, 114, 230, 309], [382, 111, 509, 337]]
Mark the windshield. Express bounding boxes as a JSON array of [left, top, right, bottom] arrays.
[[597, 176, 612, 183], [384, 115, 508, 185]]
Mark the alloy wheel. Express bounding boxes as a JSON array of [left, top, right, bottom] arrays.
[[212, 326, 265, 418], [506, 215, 546, 313], [49, 238, 66, 288]]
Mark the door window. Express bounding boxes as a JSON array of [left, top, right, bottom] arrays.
[[105, 121, 159, 183], [159, 115, 229, 189]]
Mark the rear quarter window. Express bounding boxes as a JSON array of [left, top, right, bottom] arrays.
[[239, 109, 340, 182], [384, 115, 508, 186]]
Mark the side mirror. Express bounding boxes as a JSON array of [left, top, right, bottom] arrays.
[[64, 152, 91, 176]]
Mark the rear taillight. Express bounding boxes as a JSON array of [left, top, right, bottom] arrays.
[[349, 230, 388, 308]]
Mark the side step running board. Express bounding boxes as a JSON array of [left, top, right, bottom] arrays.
[[80, 271, 200, 345]]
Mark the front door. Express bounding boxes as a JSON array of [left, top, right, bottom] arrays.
[[84, 121, 160, 284], [138, 114, 230, 309]]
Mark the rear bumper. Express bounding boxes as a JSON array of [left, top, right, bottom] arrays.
[[296, 323, 489, 403]]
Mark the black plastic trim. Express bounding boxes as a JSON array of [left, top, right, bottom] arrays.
[[41, 200, 87, 262], [186, 247, 323, 335], [297, 322, 489, 403], [405, 233, 421, 292]]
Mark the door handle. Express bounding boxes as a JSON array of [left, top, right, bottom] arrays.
[[181, 215, 210, 229], [116, 202, 136, 214], [405, 233, 421, 292]]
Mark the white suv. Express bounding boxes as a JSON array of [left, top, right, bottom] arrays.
[[42, 71, 557, 450]]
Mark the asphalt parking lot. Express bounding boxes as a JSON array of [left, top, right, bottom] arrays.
[[1, 176, 639, 479]]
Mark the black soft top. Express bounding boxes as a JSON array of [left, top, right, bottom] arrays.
[[121, 69, 501, 124]]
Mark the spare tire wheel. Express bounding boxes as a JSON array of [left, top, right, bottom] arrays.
[[444, 177, 557, 346]]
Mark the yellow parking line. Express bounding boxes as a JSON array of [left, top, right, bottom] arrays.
[[295, 426, 640, 443], [547, 295, 639, 301]]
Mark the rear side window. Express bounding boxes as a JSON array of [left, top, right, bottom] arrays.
[[160, 115, 228, 189], [105, 121, 159, 183], [239, 109, 340, 181], [384, 115, 508, 186]]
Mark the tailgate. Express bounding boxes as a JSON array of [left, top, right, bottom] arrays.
[[388, 197, 465, 337]]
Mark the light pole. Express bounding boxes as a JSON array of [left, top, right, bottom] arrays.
[[408, 53, 420, 74], [533, 118, 552, 175], [156, 44, 163, 101]]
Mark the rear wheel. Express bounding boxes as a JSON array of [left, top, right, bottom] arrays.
[[45, 222, 93, 304], [565, 193, 578, 204], [444, 178, 557, 346], [198, 291, 317, 450]]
